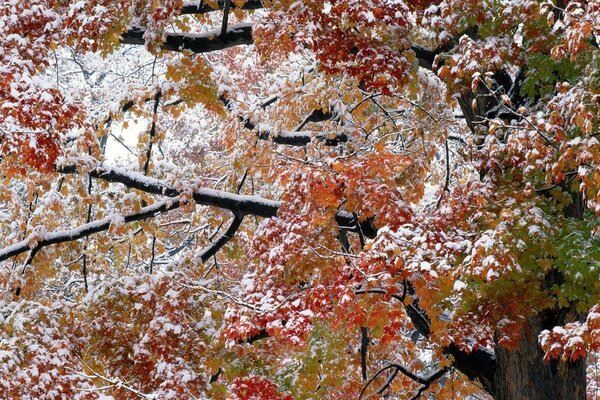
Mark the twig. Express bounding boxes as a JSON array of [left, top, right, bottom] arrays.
[[143, 91, 162, 175], [360, 327, 369, 381], [436, 140, 451, 209], [149, 235, 156, 274], [220, 0, 231, 39]]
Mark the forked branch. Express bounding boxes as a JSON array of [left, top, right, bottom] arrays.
[[193, 213, 244, 263], [56, 162, 375, 236], [0, 197, 181, 263], [359, 363, 447, 399]]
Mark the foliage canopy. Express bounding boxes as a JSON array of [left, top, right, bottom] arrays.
[[0, 0, 599, 399]]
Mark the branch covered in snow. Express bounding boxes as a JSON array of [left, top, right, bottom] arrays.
[[121, 23, 254, 53], [120, 2, 459, 74], [56, 162, 374, 236], [180, 0, 264, 15], [220, 95, 350, 146], [0, 197, 181, 263]]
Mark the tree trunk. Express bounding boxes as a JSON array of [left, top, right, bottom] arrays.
[[493, 316, 586, 400]]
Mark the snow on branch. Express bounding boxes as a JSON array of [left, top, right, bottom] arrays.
[[220, 95, 349, 146], [0, 197, 181, 263], [121, 10, 451, 74], [56, 161, 368, 234], [180, 0, 263, 15], [121, 23, 254, 53]]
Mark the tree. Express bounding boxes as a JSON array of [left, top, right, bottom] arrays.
[[0, 0, 599, 399]]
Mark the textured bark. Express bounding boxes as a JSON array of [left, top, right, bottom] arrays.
[[494, 316, 586, 400]]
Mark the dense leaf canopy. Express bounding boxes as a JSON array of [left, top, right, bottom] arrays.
[[0, 1, 599, 399]]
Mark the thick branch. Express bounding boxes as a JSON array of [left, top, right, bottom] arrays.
[[173, 0, 470, 73], [401, 284, 496, 394], [180, 0, 263, 15], [0, 197, 181, 263], [56, 162, 375, 237], [58, 162, 279, 217], [260, 128, 347, 146], [446, 344, 496, 394], [220, 0, 232, 39], [121, 23, 254, 54], [244, 328, 270, 344], [193, 214, 244, 263], [219, 95, 347, 146]]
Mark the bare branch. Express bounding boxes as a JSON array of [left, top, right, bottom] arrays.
[[360, 326, 369, 381], [359, 364, 396, 398], [220, 0, 232, 39], [143, 91, 162, 175], [375, 366, 399, 395], [409, 368, 448, 400], [435, 140, 451, 209], [360, 363, 447, 399], [148, 235, 156, 274]]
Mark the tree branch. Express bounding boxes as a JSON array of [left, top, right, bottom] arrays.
[[220, 0, 232, 39], [122, 0, 476, 77], [55, 162, 375, 237], [360, 362, 447, 399], [143, 91, 162, 175], [180, 0, 263, 15], [411, 26, 479, 71], [359, 363, 397, 398], [173, 1, 474, 74], [244, 328, 270, 344], [121, 23, 254, 54], [400, 282, 496, 394], [0, 197, 181, 263], [193, 214, 244, 263], [445, 344, 496, 394], [219, 95, 347, 146], [360, 326, 369, 381], [409, 368, 448, 400]]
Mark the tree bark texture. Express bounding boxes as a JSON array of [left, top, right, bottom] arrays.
[[493, 316, 586, 400]]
